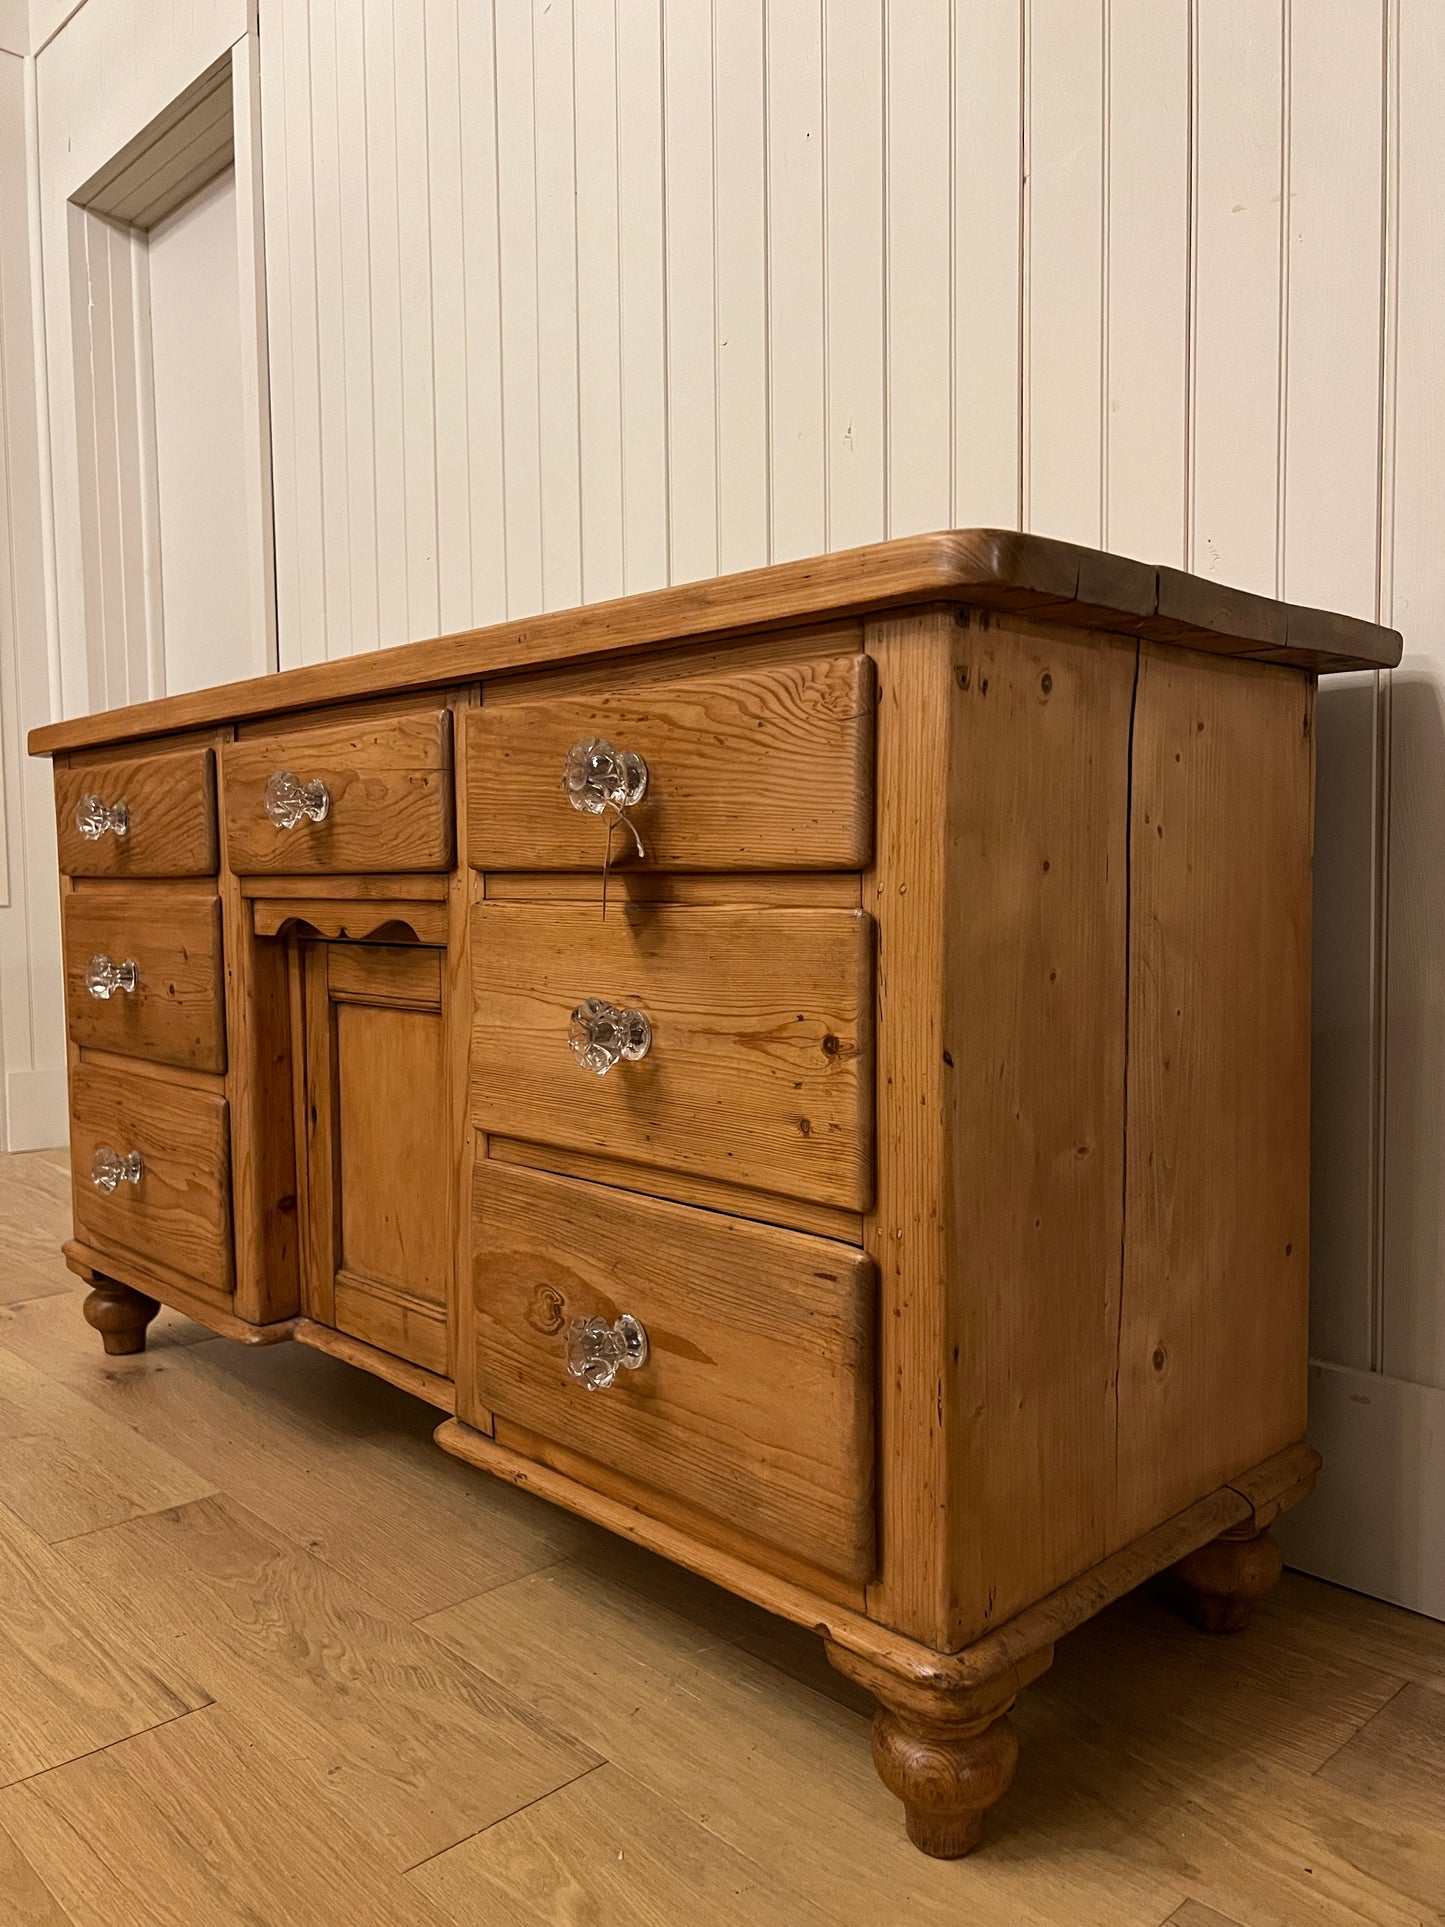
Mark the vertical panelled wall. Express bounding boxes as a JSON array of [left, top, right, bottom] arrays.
[[261, 1, 1434, 1592], [259, 0, 1395, 631]]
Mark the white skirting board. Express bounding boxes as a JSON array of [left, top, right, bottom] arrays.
[[4, 1066, 68, 1154], [1277, 1360, 1445, 1622]]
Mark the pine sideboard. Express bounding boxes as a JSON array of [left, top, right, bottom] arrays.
[[29, 532, 1402, 1858]]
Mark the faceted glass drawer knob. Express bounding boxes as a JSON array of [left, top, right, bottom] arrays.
[[569, 996, 652, 1075], [564, 1313, 649, 1391], [91, 1146, 143, 1193], [75, 794, 130, 841], [561, 738, 648, 817], [264, 770, 331, 829], [85, 954, 138, 1000]]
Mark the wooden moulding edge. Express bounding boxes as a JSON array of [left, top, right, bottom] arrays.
[[433, 1420, 1319, 1707], [293, 1317, 455, 1412]]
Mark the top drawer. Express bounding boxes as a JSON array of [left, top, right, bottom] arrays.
[[55, 748, 217, 878], [222, 707, 454, 875], [467, 654, 875, 871]]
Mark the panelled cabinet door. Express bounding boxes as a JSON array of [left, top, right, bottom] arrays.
[[300, 941, 452, 1374]]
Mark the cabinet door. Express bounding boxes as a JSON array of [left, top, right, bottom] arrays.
[[301, 942, 452, 1376]]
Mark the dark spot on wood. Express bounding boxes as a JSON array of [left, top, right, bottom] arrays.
[[1152, 1346, 1167, 1373], [942, 1048, 954, 1066], [980, 676, 989, 694], [822, 1033, 840, 1057], [1040, 672, 1052, 695], [1285, 1242, 1293, 1258], [957, 666, 970, 689], [1042, 858, 1050, 873], [798, 1117, 812, 1136]]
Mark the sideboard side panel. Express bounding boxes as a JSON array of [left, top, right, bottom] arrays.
[[865, 608, 1136, 1650], [1115, 646, 1314, 1540]]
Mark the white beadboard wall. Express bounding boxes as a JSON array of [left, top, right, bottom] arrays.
[[259, 0, 1395, 639]]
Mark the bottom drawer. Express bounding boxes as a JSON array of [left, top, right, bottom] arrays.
[[71, 1063, 233, 1293], [468, 1162, 875, 1582]]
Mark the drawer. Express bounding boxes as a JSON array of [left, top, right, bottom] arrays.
[[471, 901, 873, 1211], [468, 1163, 875, 1581], [467, 654, 874, 870], [222, 707, 454, 874], [54, 747, 217, 878], [70, 1063, 232, 1293], [63, 889, 225, 1073]]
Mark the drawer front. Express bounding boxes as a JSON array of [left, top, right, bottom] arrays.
[[55, 748, 217, 878], [63, 890, 225, 1073], [467, 654, 874, 871], [222, 707, 454, 874], [468, 1163, 875, 1580], [471, 901, 873, 1211], [71, 1063, 232, 1292]]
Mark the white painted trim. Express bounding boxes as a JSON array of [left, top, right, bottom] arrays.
[[4, 1064, 68, 1151], [231, 30, 276, 677], [1278, 1359, 1445, 1620], [23, 51, 61, 723]]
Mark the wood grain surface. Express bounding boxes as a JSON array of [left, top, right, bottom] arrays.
[[466, 653, 875, 870], [466, 1162, 875, 1581], [54, 748, 217, 877], [63, 889, 225, 1073], [470, 900, 874, 1211], [221, 708, 454, 874], [2, 1147, 1440, 1924], [1114, 647, 1314, 1540], [69, 1063, 233, 1292], [29, 529, 1401, 756], [302, 944, 452, 1377]]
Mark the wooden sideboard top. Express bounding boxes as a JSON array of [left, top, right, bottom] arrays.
[[29, 527, 1402, 756]]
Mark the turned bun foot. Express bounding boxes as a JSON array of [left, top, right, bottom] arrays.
[[871, 1705, 1019, 1858], [82, 1280, 160, 1356], [1171, 1526, 1283, 1632]]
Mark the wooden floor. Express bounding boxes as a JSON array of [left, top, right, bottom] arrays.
[[1, 1148, 1443, 1926]]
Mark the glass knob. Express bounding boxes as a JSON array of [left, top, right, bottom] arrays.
[[569, 996, 652, 1075], [564, 1312, 649, 1391], [85, 954, 138, 1000], [264, 770, 331, 829], [91, 1146, 144, 1193], [75, 794, 130, 841], [561, 738, 648, 817]]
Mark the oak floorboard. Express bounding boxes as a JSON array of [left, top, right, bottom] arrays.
[[412, 1761, 836, 1927], [1257, 1569, 1445, 1692], [60, 1492, 600, 1869], [0, 1343, 216, 1541], [0, 1499, 209, 1787], [0, 1823, 73, 1927], [420, 1561, 1178, 1927], [1063, 1584, 1404, 1773], [0, 1286, 595, 1618], [2, 1149, 1443, 1925], [573, 1527, 878, 1717], [0, 1254, 71, 1307], [0, 1705, 454, 1927], [1016, 1648, 1441, 1927]]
